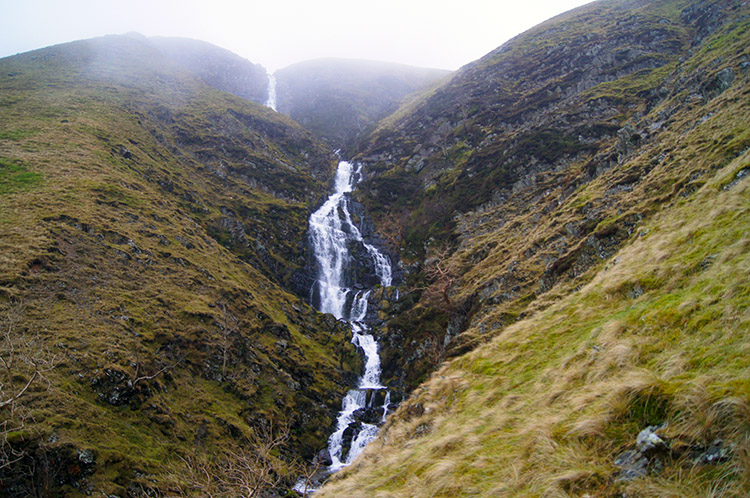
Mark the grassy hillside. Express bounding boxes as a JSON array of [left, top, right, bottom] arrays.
[[275, 58, 450, 152], [352, 0, 749, 393], [0, 35, 360, 496], [320, 149, 750, 497], [317, 0, 750, 495]]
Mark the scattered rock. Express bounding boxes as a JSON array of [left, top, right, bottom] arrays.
[[91, 369, 136, 406], [117, 145, 132, 159], [78, 448, 95, 466], [693, 439, 733, 465], [626, 283, 644, 299], [614, 449, 649, 481], [413, 422, 431, 438], [636, 425, 668, 454], [614, 424, 669, 482], [723, 168, 748, 190], [404, 402, 424, 419]]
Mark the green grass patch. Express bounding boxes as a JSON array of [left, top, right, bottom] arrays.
[[0, 157, 43, 194], [0, 128, 36, 140]]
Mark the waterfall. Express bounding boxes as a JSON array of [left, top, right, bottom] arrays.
[[308, 160, 393, 473], [265, 72, 277, 111]]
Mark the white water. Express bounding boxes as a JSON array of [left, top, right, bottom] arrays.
[[265, 72, 277, 111], [308, 160, 393, 473]]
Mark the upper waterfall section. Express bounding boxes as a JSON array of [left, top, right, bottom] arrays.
[[308, 161, 369, 318], [265, 72, 278, 111]]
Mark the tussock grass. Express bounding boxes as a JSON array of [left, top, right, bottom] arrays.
[[318, 145, 750, 496]]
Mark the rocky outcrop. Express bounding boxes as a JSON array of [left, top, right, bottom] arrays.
[[615, 425, 735, 482], [352, 0, 747, 393]]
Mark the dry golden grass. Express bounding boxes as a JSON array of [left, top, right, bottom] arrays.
[[318, 147, 750, 496]]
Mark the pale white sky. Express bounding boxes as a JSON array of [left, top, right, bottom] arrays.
[[0, 0, 592, 71]]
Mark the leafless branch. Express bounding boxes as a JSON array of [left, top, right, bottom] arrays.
[[420, 245, 460, 311], [0, 300, 57, 470], [168, 420, 299, 497], [130, 344, 184, 388]]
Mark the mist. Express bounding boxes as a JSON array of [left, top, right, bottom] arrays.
[[1, 0, 592, 71]]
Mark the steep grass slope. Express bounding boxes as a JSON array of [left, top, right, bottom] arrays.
[[0, 35, 360, 496], [275, 58, 450, 151], [318, 0, 750, 495], [321, 149, 750, 497], [353, 0, 749, 394]]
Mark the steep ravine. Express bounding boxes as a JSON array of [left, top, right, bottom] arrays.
[[0, 0, 748, 496]]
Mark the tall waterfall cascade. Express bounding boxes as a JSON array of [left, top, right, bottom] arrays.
[[265, 72, 277, 111], [308, 160, 394, 472]]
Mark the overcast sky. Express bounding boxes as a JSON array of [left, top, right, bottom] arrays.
[[0, 0, 593, 71]]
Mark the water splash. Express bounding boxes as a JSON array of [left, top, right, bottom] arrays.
[[308, 160, 393, 473]]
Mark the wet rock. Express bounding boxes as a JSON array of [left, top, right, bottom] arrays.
[[367, 389, 388, 407], [352, 407, 383, 425], [340, 421, 362, 458], [316, 447, 333, 466]]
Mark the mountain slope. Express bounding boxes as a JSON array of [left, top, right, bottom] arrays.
[[149, 35, 269, 104], [353, 0, 749, 392], [322, 150, 750, 497], [317, 0, 750, 495], [275, 58, 450, 151], [0, 35, 360, 495]]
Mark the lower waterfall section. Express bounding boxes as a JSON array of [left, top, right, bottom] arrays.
[[303, 160, 394, 486]]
